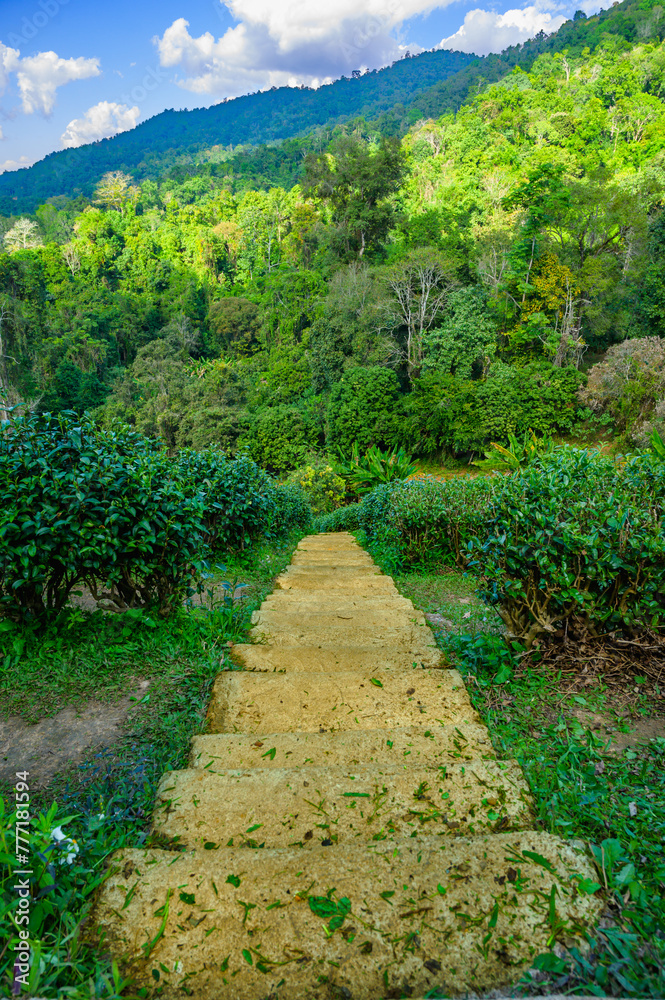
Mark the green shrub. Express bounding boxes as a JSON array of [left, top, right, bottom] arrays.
[[174, 448, 310, 551], [241, 404, 321, 472], [287, 465, 346, 514], [326, 366, 405, 453], [0, 412, 207, 620], [357, 475, 496, 571], [469, 448, 665, 646], [316, 503, 362, 533], [407, 362, 585, 455]]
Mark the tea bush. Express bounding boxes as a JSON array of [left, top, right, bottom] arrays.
[[175, 449, 311, 551], [316, 503, 362, 533], [356, 475, 497, 571], [469, 448, 665, 646], [0, 413, 207, 619], [0, 415, 312, 621]]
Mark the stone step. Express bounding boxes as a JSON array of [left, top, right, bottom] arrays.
[[248, 621, 435, 651], [296, 534, 363, 549], [260, 594, 416, 612], [91, 832, 603, 1000], [291, 552, 376, 567], [229, 643, 444, 672], [189, 724, 497, 771], [276, 572, 397, 593], [206, 669, 479, 733], [251, 609, 428, 629], [153, 761, 533, 848]]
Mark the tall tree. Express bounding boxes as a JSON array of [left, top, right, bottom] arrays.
[[303, 135, 407, 257]]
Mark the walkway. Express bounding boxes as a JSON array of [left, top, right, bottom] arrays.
[[92, 532, 602, 998]]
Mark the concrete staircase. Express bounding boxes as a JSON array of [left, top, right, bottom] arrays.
[[91, 533, 602, 999]]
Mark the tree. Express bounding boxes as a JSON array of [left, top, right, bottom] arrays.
[[94, 171, 138, 214], [207, 298, 260, 356], [3, 219, 43, 254], [303, 135, 407, 256], [422, 287, 497, 379], [386, 248, 458, 382]]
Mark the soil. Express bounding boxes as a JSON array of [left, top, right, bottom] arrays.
[[0, 678, 150, 788], [571, 709, 665, 752]]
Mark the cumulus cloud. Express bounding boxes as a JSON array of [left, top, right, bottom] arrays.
[[153, 1, 437, 97], [0, 155, 32, 174], [0, 42, 20, 94], [60, 101, 141, 148], [439, 6, 567, 55], [14, 51, 100, 115]]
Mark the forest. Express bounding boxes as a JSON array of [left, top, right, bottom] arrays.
[[2, 0, 665, 470]]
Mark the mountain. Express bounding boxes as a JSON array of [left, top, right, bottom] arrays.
[[1, 0, 655, 215], [0, 49, 474, 214]]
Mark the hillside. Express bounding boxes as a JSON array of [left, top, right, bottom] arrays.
[[0, 48, 474, 214], [1, 0, 661, 214]]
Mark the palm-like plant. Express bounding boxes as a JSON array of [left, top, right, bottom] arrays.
[[334, 444, 418, 494], [473, 429, 555, 472]]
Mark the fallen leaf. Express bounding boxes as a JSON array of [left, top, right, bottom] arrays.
[[629, 801, 638, 817]]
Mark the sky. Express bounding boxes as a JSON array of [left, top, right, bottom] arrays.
[[0, 0, 602, 175]]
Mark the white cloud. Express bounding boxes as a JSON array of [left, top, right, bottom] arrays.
[[60, 100, 141, 148], [154, 2, 436, 98], [14, 51, 100, 115], [439, 6, 567, 55], [0, 42, 20, 94], [0, 155, 32, 174]]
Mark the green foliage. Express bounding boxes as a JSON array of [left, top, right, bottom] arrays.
[[315, 503, 362, 533], [207, 297, 260, 356], [287, 465, 346, 514], [469, 448, 665, 645], [335, 443, 418, 494], [422, 287, 497, 379], [326, 366, 404, 453], [241, 404, 322, 472], [0, 412, 207, 620], [174, 448, 311, 551], [408, 363, 585, 455], [357, 475, 496, 571], [303, 134, 407, 256], [473, 429, 556, 472]]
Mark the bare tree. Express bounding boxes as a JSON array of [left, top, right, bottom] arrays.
[[386, 249, 457, 382], [3, 219, 43, 254]]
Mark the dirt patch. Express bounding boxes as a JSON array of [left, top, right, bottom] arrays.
[[572, 709, 665, 752], [0, 679, 150, 788]]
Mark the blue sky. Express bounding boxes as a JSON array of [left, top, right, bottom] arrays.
[[0, 0, 598, 174]]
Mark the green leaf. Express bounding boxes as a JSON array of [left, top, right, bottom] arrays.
[[369, 678, 383, 687], [179, 891, 196, 905]]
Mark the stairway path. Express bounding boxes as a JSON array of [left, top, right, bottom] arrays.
[[91, 532, 602, 999]]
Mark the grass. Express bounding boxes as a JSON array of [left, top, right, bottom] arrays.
[[0, 531, 303, 1000], [395, 566, 665, 998]]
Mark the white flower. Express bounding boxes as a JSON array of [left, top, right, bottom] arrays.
[[50, 826, 80, 865]]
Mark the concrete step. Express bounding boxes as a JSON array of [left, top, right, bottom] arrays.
[[291, 552, 377, 567], [91, 832, 603, 1000], [189, 725, 497, 771], [153, 761, 533, 848], [228, 643, 444, 672], [206, 669, 479, 734]]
